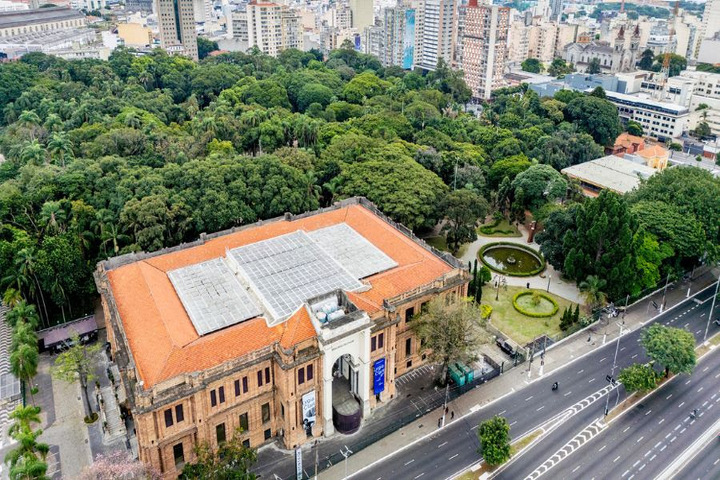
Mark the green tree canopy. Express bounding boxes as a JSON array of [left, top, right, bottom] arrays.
[[618, 363, 658, 393], [641, 324, 696, 377], [510, 163, 568, 210], [477, 416, 512, 466], [521, 58, 543, 73], [442, 189, 489, 252], [181, 428, 257, 479], [565, 95, 623, 146]]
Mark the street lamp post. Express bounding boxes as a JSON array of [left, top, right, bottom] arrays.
[[546, 274, 552, 293], [703, 277, 720, 343], [440, 381, 450, 427], [340, 446, 353, 480], [622, 294, 629, 320], [604, 322, 624, 416], [660, 272, 671, 312]]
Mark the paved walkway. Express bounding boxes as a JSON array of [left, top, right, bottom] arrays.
[[317, 268, 719, 480], [459, 222, 583, 304]]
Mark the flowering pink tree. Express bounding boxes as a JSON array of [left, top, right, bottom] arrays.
[[80, 452, 161, 480]]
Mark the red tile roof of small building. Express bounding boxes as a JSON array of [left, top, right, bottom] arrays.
[[107, 204, 453, 388]]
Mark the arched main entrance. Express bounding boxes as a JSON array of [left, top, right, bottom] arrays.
[[331, 354, 363, 434]]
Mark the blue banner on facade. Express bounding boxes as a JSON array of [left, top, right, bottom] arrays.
[[373, 358, 386, 395]]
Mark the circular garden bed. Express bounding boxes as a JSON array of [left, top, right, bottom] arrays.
[[512, 291, 559, 318]]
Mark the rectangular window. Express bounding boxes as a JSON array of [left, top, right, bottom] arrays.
[[265, 367, 271, 384], [257, 370, 263, 387], [307, 364, 313, 381], [281, 403, 285, 418], [242, 376, 248, 393], [218, 386, 225, 404], [164, 408, 173, 428], [216, 423, 226, 444], [405, 307, 415, 322], [239, 412, 249, 432], [210, 390, 217, 407], [298, 368, 305, 385], [371, 335, 377, 352], [421, 301, 429, 313], [264, 428, 272, 440], [406, 338, 412, 357], [175, 404, 184, 423], [262, 402, 270, 423], [243, 439, 250, 448], [234, 379, 240, 396], [378, 333, 384, 349], [173, 443, 184, 468]]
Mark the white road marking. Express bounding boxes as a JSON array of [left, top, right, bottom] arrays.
[[666, 394, 673, 400], [660, 445, 667, 452], [698, 387, 704, 392], [578, 369, 584, 374], [680, 428, 687, 434], [631, 354, 638, 359], [498, 410, 506, 416], [624, 426, 631, 433], [639, 464, 646, 472], [685, 380, 691, 385], [650, 454, 657, 462], [654, 442, 662, 449], [449, 454, 458, 460], [537, 406, 545, 411], [572, 465, 581, 473], [600, 357, 607, 362], [645, 410, 652, 416], [636, 436, 644, 443], [620, 347, 626, 351], [438, 442, 447, 448], [510, 421, 517, 427], [525, 396, 534, 401], [405, 459, 414, 465], [675, 425, 681, 431], [703, 401, 709, 407], [614, 456, 622, 463], [704, 367, 709, 372], [658, 418, 665, 425], [414, 474, 424, 479], [671, 436, 677, 443], [622, 470, 630, 477], [564, 391, 572, 397], [633, 460, 641, 467], [598, 445, 607, 452], [679, 401, 686, 408]]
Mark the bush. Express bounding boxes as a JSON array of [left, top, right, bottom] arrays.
[[84, 412, 99, 424], [479, 217, 502, 234], [512, 291, 559, 317], [480, 304, 493, 320]]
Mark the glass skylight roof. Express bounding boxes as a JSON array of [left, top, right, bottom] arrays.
[[308, 223, 397, 279], [228, 231, 363, 322], [168, 258, 263, 336]]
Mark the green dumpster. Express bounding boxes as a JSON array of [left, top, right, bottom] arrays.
[[448, 364, 465, 386], [455, 362, 474, 383]]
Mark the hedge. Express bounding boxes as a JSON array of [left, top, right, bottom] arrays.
[[478, 242, 546, 277], [512, 291, 559, 318]]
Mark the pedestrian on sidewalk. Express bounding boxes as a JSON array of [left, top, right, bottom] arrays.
[[451, 411, 454, 420]]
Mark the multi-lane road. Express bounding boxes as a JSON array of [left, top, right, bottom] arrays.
[[347, 284, 719, 480]]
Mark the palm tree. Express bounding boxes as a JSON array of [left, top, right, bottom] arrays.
[[322, 177, 341, 207], [10, 342, 39, 406], [5, 405, 49, 478], [3, 287, 24, 308], [14, 249, 49, 328], [19, 140, 46, 165], [17, 110, 41, 141], [4, 301, 40, 329], [47, 132, 74, 167], [39, 201, 68, 235], [579, 275, 608, 311], [100, 222, 130, 256], [11, 320, 37, 353], [43, 113, 63, 133]]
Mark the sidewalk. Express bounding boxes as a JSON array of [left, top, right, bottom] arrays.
[[317, 267, 719, 480]]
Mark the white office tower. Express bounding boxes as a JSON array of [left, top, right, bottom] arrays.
[[697, 0, 720, 57], [350, 0, 374, 30], [417, 0, 455, 70], [192, 0, 212, 23], [461, 1, 509, 99], [156, 0, 198, 60], [246, 0, 300, 56]]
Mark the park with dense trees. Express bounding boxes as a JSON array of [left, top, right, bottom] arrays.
[[0, 46, 718, 330]]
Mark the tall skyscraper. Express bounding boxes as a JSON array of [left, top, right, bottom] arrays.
[[349, 0, 374, 31], [550, 0, 562, 21], [697, 0, 720, 57], [246, 1, 300, 57], [375, 5, 415, 68], [417, 0, 456, 71], [461, 1, 509, 99], [156, 0, 198, 60]]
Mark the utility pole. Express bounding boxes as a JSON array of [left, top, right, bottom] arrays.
[[441, 381, 450, 427], [703, 276, 720, 343], [314, 440, 319, 480], [604, 322, 624, 416]]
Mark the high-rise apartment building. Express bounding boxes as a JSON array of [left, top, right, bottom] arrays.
[[156, 0, 198, 60], [417, 0, 455, 70], [461, 1, 509, 99], [246, 0, 300, 57], [349, 0, 373, 31], [371, 5, 415, 68], [550, 0, 562, 21]]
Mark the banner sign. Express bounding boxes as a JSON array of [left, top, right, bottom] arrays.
[[302, 391, 316, 436], [373, 358, 386, 395]]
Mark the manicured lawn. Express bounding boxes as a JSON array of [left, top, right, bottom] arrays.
[[515, 293, 557, 316], [477, 219, 523, 237], [423, 235, 467, 258], [481, 286, 576, 345]]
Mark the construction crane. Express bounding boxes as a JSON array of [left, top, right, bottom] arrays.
[[658, 1, 680, 99]]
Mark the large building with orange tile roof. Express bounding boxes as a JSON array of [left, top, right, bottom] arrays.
[[95, 197, 468, 478]]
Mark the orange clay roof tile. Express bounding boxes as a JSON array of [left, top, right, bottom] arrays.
[[107, 204, 453, 389]]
